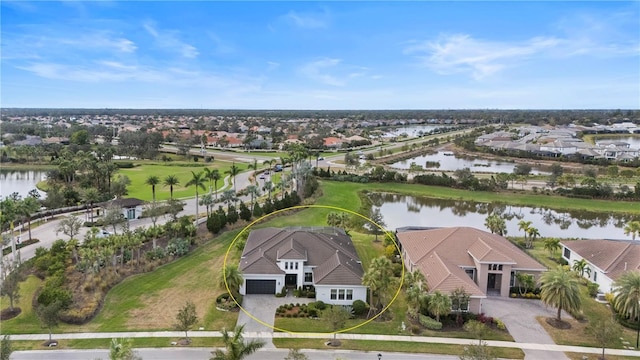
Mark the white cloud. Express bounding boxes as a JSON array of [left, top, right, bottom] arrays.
[[298, 58, 345, 86], [405, 34, 562, 80], [143, 21, 199, 58], [267, 61, 280, 71], [284, 10, 329, 29]]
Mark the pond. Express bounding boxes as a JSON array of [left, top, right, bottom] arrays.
[[369, 192, 637, 240], [389, 151, 548, 174], [595, 135, 640, 150], [0, 170, 47, 199]]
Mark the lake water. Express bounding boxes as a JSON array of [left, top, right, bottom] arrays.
[[370, 192, 636, 240], [0, 170, 47, 199], [390, 151, 548, 174], [595, 135, 640, 150]]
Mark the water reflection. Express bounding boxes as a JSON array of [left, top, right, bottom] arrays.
[[0, 170, 47, 199], [390, 151, 548, 174], [369, 192, 636, 240]]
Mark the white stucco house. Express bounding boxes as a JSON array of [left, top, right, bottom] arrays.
[[238, 227, 367, 305], [561, 239, 640, 293]]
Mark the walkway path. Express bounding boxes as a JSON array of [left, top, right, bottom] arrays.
[[5, 330, 640, 357]]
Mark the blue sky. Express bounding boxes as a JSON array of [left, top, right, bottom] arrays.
[[2, 1, 639, 109]]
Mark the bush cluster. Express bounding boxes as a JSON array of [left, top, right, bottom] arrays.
[[419, 314, 442, 330]]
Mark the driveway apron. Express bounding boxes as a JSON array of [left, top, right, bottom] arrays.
[[483, 297, 569, 360], [237, 293, 313, 348]]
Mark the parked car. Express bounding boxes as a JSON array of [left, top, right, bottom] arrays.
[[274, 164, 283, 172], [95, 229, 113, 238]]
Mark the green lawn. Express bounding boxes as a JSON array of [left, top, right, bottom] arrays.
[[120, 162, 247, 201], [0, 275, 43, 334]]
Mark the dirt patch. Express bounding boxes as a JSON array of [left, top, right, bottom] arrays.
[[126, 248, 225, 329], [0, 307, 22, 320], [545, 317, 572, 329]]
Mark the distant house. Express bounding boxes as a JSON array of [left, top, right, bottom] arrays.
[[561, 240, 640, 293], [98, 198, 145, 220], [239, 227, 367, 305], [396, 227, 546, 313], [323, 137, 343, 149]]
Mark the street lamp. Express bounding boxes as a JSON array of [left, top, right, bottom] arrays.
[[377, 354, 382, 360]]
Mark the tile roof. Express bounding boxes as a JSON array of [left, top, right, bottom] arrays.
[[398, 227, 545, 296], [561, 240, 640, 281], [240, 227, 363, 286]]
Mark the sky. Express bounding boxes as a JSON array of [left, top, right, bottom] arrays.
[[1, 1, 639, 110]]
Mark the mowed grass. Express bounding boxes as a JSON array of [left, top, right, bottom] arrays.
[[10, 337, 225, 351], [0, 275, 43, 334], [273, 339, 525, 359], [119, 162, 247, 201]]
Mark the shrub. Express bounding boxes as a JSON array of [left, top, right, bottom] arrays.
[[352, 300, 368, 316], [587, 282, 599, 297], [419, 314, 442, 330], [410, 325, 422, 334], [605, 292, 615, 304], [307, 308, 318, 317], [495, 319, 507, 331], [313, 300, 327, 310]]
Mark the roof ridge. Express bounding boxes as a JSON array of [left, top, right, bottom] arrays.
[[606, 242, 634, 273], [314, 252, 362, 283], [414, 228, 456, 263]]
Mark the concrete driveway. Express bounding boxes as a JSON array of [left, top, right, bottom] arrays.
[[236, 293, 314, 348], [483, 297, 569, 360]]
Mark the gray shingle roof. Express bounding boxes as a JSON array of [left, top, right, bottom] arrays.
[[313, 251, 364, 286]]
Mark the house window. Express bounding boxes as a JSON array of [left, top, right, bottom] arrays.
[[304, 272, 313, 282], [285, 262, 288, 270], [465, 269, 475, 281], [563, 248, 571, 258], [338, 289, 345, 300], [330, 289, 337, 300], [346, 289, 353, 300], [593, 272, 597, 282], [127, 208, 136, 220], [295, 262, 298, 270], [510, 272, 516, 287], [498, 265, 503, 271]]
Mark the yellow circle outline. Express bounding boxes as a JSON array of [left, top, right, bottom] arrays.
[[222, 204, 405, 335]]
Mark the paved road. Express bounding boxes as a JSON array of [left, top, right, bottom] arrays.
[[10, 347, 459, 360], [483, 297, 569, 360]]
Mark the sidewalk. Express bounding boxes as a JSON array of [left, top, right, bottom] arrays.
[[5, 331, 640, 357]]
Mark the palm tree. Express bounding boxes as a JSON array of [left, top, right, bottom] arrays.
[[362, 256, 394, 314], [109, 337, 137, 360], [247, 159, 259, 183], [262, 180, 273, 200], [245, 185, 260, 214], [572, 259, 591, 278], [624, 220, 640, 241], [404, 270, 427, 290], [543, 238, 561, 257], [406, 284, 425, 319], [612, 271, 640, 348], [219, 264, 244, 295], [163, 174, 180, 200], [427, 291, 452, 322], [484, 214, 507, 236], [539, 266, 582, 322], [185, 171, 207, 224], [525, 226, 540, 249], [205, 169, 221, 199], [145, 175, 160, 202], [199, 193, 214, 217], [210, 325, 264, 360], [517, 220, 532, 246], [220, 190, 238, 212], [225, 162, 241, 192], [82, 187, 100, 224]]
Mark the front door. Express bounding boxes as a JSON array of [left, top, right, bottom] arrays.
[[488, 273, 496, 289], [285, 274, 297, 288]]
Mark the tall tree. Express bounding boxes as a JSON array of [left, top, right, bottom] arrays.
[[525, 226, 540, 249], [572, 259, 591, 279], [324, 305, 351, 342], [247, 159, 259, 182], [175, 301, 199, 344], [36, 301, 63, 342], [612, 271, 640, 348], [262, 180, 273, 200], [245, 185, 260, 215], [186, 171, 207, 224], [17, 196, 40, 241], [82, 187, 100, 224], [367, 208, 386, 242], [586, 318, 623, 360], [539, 266, 582, 322], [225, 163, 242, 192], [517, 220, 532, 246], [0, 269, 21, 312], [163, 174, 180, 200], [362, 256, 395, 316], [145, 175, 160, 202], [220, 190, 238, 212], [210, 325, 264, 360]]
